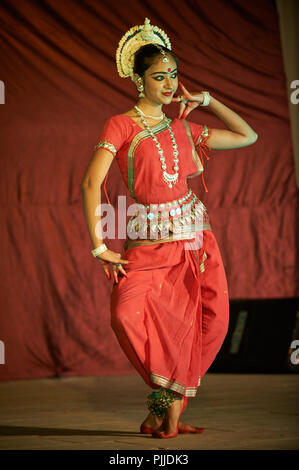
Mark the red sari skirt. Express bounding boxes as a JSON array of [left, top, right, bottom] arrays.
[[110, 229, 229, 397]]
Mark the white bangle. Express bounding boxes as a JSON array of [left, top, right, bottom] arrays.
[[200, 91, 210, 107], [91, 243, 108, 257]]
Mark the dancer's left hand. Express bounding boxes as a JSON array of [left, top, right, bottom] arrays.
[[172, 81, 204, 120]]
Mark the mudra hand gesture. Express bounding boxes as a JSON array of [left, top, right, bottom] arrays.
[[172, 81, 205, 120], [97, 249, 129, 284]]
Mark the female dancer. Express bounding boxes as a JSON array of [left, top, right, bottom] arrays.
[[81, 19, 258, 439]]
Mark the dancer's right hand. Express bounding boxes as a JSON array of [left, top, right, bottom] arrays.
[[96, 249, 129, 283]]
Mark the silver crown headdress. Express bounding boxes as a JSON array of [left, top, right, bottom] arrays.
[[116, 18, 172, 81]]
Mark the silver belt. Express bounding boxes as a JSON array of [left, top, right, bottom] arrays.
[[128, 188, 211, 239]]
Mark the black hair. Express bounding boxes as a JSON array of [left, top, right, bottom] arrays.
[[133, 44, 179, 77]]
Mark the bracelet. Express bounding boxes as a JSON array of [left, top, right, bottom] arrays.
[[200, 91, 210, 107], [91, 243, 108, 257]]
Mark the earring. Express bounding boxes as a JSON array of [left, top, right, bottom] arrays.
[[136, 78, 145, 98]]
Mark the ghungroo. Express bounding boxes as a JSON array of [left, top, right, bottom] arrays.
[[146, 388, 183, 417]]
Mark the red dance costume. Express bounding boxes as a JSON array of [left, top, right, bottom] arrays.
[[94, 114, 229, 397]]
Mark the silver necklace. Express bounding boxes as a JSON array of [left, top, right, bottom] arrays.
[[134, 105, 164, 120], [134, 105, 179, 188]]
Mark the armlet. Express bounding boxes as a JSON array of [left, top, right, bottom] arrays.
[[93, 140, 117, 157], [196, 125, 210, 145]]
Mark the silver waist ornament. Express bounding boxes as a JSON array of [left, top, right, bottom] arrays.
[[127, 189, 211, 241]]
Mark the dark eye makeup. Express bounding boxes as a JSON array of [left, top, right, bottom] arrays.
[[153, 73, 178, 81]]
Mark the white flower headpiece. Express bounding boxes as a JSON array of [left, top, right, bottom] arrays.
[[116, 18, 172, 81]]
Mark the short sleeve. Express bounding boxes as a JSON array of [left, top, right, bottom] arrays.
[[183, 120, 211, 192], [93, 115, 127, 157], [187, 121, 211, 148]]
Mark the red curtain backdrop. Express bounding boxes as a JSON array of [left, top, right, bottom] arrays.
[[0, 0, 298, 381]]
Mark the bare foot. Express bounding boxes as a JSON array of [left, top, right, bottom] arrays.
[[178, 421, 205, 434], [141, 412, 164, 431], [162, 398, 184, 434], [142, 399, 203, 435]]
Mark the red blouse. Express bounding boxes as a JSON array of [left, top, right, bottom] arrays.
[[93, 114, 211, 206]]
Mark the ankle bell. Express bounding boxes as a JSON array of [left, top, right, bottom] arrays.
[[146, 387, 183, 417]]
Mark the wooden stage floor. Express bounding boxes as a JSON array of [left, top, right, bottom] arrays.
[[0, 373, 298, 450]]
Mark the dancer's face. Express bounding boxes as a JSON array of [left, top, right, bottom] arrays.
[[139, 54, 178, 106]]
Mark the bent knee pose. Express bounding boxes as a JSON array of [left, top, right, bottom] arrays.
[[81, 18, 258, 438]]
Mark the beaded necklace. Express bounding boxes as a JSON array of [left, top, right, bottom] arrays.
[[134, 105, 179, 189], [135, 105, 163, 120]]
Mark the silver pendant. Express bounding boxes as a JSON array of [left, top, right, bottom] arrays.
[[163, 171, 178, 183]]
